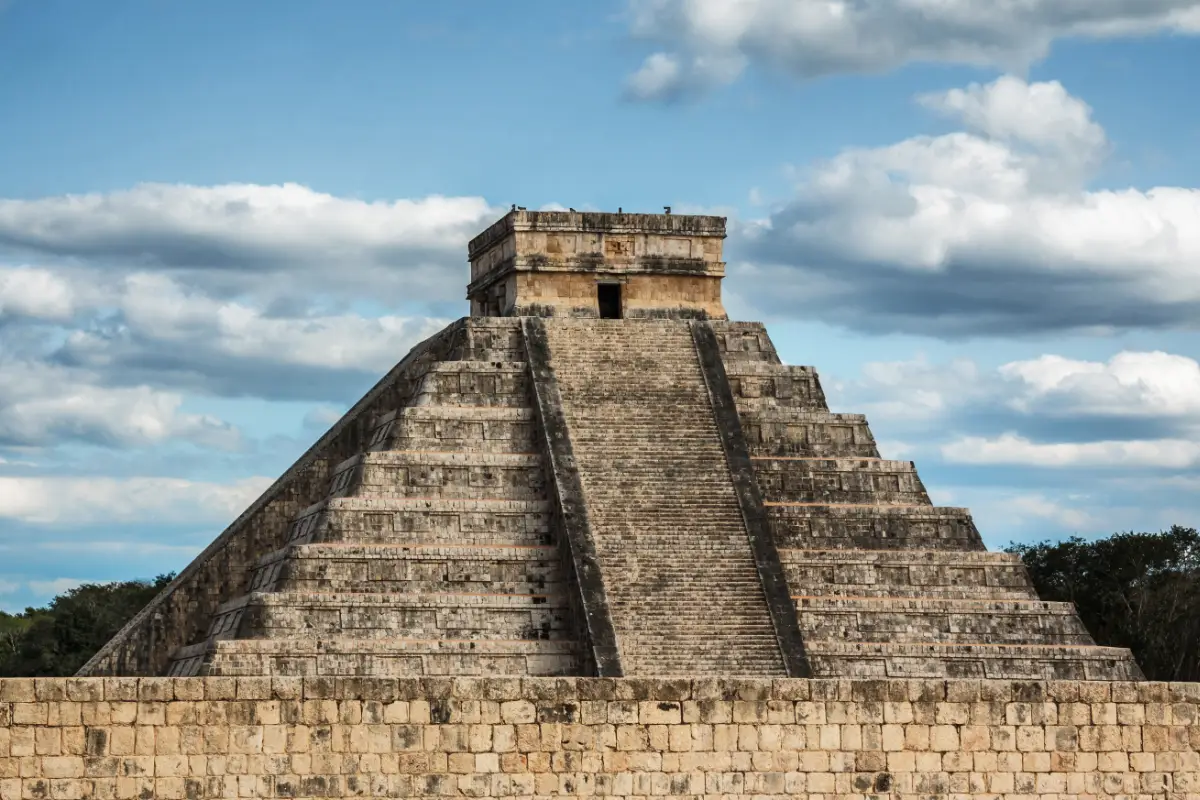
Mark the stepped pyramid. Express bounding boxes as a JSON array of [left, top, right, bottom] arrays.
[[80, 209, 1142, 681]]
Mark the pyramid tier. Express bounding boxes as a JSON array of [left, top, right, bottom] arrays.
[[779, 548, 1037, 600], [411, 360, 532, 408], [326, 451, 545, 502], [284, 496, 555, 548], [369, 406, 539, 454], [723, 361, 828, 411], [741, 409, 880, 458], [708, 321, 783, 362], [170, 637, 580, 677], [803, 640, 1143, 680], [794, 596, 1094, 645], [753, 457, 930, 505], [248, 542, 565, 596], [767, 503, 985, 551], [205, 590, 572, 642]]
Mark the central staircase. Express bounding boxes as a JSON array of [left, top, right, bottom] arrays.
[[542, 319, 786, 675]]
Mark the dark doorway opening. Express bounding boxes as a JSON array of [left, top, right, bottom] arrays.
[[598, 283, 622, 319]]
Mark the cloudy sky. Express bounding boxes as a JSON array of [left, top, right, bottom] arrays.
[[1, 0, 1199, 611]]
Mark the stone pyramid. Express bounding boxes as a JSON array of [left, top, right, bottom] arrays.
[[79, 210, 1142, 682]]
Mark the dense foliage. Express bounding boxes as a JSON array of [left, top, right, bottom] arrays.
[[0, 574, 173, 677], [1008, 526, 1200, 682]]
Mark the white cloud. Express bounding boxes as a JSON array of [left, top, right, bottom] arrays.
[[0, 264, 447, 403], [0, 475, 273, 524], [0, 267, 79, 321], [77, 271, 449, 373], [919, 77, 1107, 159], [840, 349, 1200, 424], [0, 359, 241, 449], [0, 183, 500, 305], [623, 50, 745, 101], [625, 0, 1200, 98], [942, 433, 1200, 469], [738, 76, 1200, 336], [0, 578, 18, 594], [1000, 351, 1200, 418], [0, 182, 493, 266]]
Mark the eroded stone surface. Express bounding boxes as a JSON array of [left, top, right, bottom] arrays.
[[81, 212, 1141, 686], [0, 677, 1193, 799]]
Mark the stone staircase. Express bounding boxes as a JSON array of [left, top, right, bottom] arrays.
[[709, 321, 1144, 681], [541, 319, 786, 676], [165, 319, 583, 678]]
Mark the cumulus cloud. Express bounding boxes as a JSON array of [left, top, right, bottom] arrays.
[[0, 183, 484, 404], [831, 349, 1200, 473], [1000, 351, 1200, 418], [0, 267, 79, 321], [736, 76, 1200, 336], [625, 0, 1200, 99], [0, 183, 500, 304], [838, 350, 1200, 426], [0, 359, 241, 449], [0, 475, 273, 525], [942, 433, 1200, 469], [0, 264, 448, 402]]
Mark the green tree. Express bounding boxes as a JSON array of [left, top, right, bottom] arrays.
[[1008, 526, 1200, 682], [0, 574, 174, 677]]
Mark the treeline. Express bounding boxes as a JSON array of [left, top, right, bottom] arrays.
[[0, 574, 173, 677], [1, 527, 1197, 679], [1007, 525, 1200, 682]]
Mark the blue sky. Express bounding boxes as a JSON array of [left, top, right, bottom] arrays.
[[2, 0, 1200, 611]]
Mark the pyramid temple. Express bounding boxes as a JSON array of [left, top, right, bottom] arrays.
[[78, 209, 1142, 683]]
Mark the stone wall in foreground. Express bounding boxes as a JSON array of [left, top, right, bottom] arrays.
[[2, 678, 1198, 799]]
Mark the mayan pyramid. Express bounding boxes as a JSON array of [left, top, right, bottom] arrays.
[[79, 210, 1142, 682]]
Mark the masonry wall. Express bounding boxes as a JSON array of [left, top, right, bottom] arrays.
[[510, 273, 726, 319], [3, 677, 1197, 799]]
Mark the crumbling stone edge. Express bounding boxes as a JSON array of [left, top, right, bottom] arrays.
[[521, 317, 624, 677], [691, 320, 812, 678], [76, 320, 466, 677]]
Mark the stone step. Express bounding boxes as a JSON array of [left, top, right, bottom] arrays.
[[793, 596, 1095, 645], [543, 318, 787, 677], [767, 503, 985, 551], [456, 318, 526, 362], [740, 410, 880, 458], [412, 360, 531, 408], [707, 321, 782, 364], [169, 636, 580, 678], [779, 548, 1037, 599], [248, 542, 566, 595], [326, 450, 546, 501], [233, 590, 574, 641], [285, 496, 554, 547], [724, 362, 828, 411], [753, 457, 931, 505], [802, 640, 1144, 681], [370, 406, 538, 453]]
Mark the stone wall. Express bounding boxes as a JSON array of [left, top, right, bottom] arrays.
[[510, 272, 726, 319], [2, 677, 1197, 799], [467, 210, 728, 319]]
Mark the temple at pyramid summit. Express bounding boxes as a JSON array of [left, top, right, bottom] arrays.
[[79, 209, 1142, 681]]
